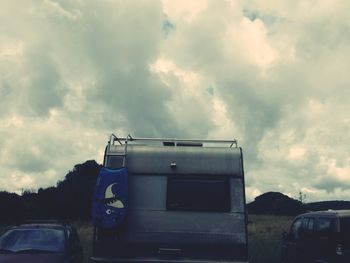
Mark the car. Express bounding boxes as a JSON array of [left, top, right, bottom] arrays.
[[281, 210, 350, 263], [0, 220, 83, 263]]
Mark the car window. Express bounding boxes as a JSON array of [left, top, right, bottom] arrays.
[[0, 228, 65, 253], [317, 218, 334, 233], [300, 217, 315, 237], [307, 218, 315, 232], [302, 218, 309, 230], [290, 218, 303, 240]]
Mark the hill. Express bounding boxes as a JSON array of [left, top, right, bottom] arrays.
[[247, 192, 350, 216], [306, 200, 350, 211], [247, 192, 305, 216]]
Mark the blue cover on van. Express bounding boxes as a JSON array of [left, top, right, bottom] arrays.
[[92, 167, 128, 229]]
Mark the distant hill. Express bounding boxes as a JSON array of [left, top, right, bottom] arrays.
[[247, 192, 305, 216], [306, 201, 350, 211], [247, 192, 350, 216]]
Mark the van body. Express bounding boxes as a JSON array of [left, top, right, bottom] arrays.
[[281, 210, 350, 263], [91, 135, 248, 263]]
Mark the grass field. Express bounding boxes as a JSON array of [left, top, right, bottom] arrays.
[[248, 215, 293, 263], [1, 215, 294, 263], [75, 215, 293, 263], [73, 221, 93, 263]]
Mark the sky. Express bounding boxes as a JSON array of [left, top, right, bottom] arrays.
[[0, 0, 349, 202]]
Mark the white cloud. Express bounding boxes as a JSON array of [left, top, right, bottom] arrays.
[[224, 17, 278, 69], [41, 0, 82, 21], [161, 0, 208, 23], [0, 0, 349, 203]]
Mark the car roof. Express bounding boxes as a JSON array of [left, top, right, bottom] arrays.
[[297, 210, 350, 218], [6, 220, 72, 231]]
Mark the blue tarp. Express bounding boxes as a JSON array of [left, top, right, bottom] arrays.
[[92, 167, 128, 229]]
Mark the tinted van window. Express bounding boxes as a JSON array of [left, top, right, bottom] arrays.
[[166, 176, 230, 212], [301, 217, 315, 236], [317, 218, 334, 232], [291, 218, 303, 240], [308, 218, 314, 232]]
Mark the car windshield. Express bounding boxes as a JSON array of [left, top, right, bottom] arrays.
[[0, 228, 65, 253], [340, 218, 350, 243]]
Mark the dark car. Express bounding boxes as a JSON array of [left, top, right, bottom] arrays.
[[0, 220, 83, 263], [281, 210, 350, 263]]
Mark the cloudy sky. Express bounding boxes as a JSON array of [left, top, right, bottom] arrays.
[[0, 0, 349, 202]]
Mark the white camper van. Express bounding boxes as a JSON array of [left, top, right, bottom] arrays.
[[91, 134, 248, 263]]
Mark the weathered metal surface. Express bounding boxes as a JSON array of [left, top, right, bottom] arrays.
[[107, 145, 243, 176], [121, 210, 247, 244]]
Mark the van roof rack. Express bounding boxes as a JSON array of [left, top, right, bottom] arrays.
[[109, 134, 238, 148]]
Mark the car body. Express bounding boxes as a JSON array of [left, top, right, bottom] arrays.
[[0, 220, 83, 263], [91, 134, 249, 263], [281, 210, 350, 263]]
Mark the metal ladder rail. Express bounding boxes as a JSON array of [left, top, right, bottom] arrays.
[[108, 134, 128, 167], [109, 134, 238, 148]]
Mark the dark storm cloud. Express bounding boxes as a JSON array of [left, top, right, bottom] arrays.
[[77, 1, 183, 137], [315, 177, 350, 193], [23, 49, 67, 116]]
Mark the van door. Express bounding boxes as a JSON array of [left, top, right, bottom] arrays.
[[298, 217, 316, 262], [283, 217, 303, 263], [314, 217, 336, 262]]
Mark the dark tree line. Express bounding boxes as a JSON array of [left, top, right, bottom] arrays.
[[0, 160, 101, 223], [2, 163, 349, 222], [247, 192, 350, 216]]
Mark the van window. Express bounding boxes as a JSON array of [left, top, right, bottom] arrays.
[[317, 218, 334, 233], [300, 217, 315, 237], [106, 156, 124, 169], [308, 218, 315, 232], [302, 218, 309, 229], [166, 176, 230, 212], [290, 218, 303, 240]]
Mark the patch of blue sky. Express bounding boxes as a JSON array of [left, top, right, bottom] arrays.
[[206, 85, 214, 96], [243, 8, 278, 25], [163, 19, 176, 38]]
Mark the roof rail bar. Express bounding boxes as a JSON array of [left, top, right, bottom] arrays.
[[109, 134, 238, 148], [16, 219, 70, 226]]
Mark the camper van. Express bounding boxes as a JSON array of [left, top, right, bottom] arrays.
[[91, 134, 248, 263]]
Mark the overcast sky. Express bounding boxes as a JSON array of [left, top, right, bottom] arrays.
[[0, 0, 349, 202]]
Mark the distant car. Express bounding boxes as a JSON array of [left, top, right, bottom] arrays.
[[0, 220, 83, 263], [281, 210, 350, 263]]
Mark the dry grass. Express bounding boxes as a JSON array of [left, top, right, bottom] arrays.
[[248, 215, 293, 263], [73, 221, 93, 263]]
